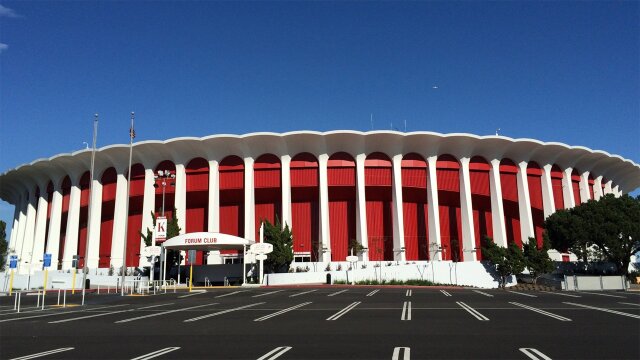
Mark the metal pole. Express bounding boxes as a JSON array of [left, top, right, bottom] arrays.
[[82, 114, 98, 302], [121, 112, 135, 296]]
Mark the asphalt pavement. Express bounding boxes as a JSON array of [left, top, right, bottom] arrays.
[[1, 286, 639, 359]]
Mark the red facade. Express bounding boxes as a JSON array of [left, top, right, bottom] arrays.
[[500, 159, 521, 247], [469, 157, 492, 259], [254, 154, 281, 241], [402, 154, 428, 261], [365, 153, 393, 261], [219, 156, 244, 255], [99, 168, 117, 268], [437, 155, 462, 261], [527, 162, 544, 247], [185, 158, 209, 264], [328, 152, 356, 261], [290, 153, 319, 259]]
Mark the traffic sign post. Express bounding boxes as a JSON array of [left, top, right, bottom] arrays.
[[43, 254, 52, 296], [8, 255, 17, 295]]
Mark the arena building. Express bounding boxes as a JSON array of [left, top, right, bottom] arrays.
[[1, 131, 639, 275]]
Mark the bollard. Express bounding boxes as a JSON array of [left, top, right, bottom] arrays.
[[82, 290, 85, 306], [63, 290, 67, 307], [14, 291, 18, 310], [17, 293, 22, 313], [57, 289, 61, 305], [37, 291, 41, 308], [41, 291, 46, 311], [97, 285, 100, 294]]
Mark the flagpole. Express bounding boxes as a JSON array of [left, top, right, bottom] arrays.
[[121, 112, 135, 296], [81, 114, 98, 304]]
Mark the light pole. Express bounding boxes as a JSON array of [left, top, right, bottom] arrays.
[[154, 170, 175, 285]]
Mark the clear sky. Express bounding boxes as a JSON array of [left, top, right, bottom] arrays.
[[1, 1, 639, 238]]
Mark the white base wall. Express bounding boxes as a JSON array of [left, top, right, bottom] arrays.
[[0, 271, 148, 291]]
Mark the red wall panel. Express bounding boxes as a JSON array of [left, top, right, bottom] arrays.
[[503, 201, 522, 247], [470, 171, 490, 196], [436, 169, 460, 192], [125, 195, 143, 267], [99, 201, 114, 268], [328, 168, 355, 186], [527, 174, 544, 247], [500, 173, 518, 202], [551, 177, 564, 211], [402, 200, 428, 260], [291, 201, 319, 257], [291, 168, 318, 187], [438, 191, 462, 261], [329, 199, 355, 261], [572, 180, 581, 205], [471, 195, 492, 260]]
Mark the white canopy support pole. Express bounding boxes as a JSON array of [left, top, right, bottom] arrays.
[[242, 244, 247, 285]]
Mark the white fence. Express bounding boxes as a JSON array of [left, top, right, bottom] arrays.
[[563, 275, 629, 291]]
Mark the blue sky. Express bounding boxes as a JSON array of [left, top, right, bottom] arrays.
[[1, 1, 639, 238]]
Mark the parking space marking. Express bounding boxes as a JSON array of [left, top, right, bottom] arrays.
[[564, 302, 640, 319], [184, 302, 265, 322], [619, 302, 640, 307], [392, 347, 410, 360], [0, 304, 129, 323], [440, 290, 451, 297], [326, 301, 361, 320], [289, 289, 317, 297], [456, 301, 489, 321], [539, 291, 580, 298], [366, 289, 380, 297], [578, 291, 626, 298], [49, 308, 134, 323], [328, 289, 348, 297], [401, 301, 411, 321], [507, 291, 537, 297], [178, 290, 206, 298], [215, 290, 248, 298], [131, 347, 180, 360], [9, 347, 75, 360], [253, 290, 284, 298], [519, 347, 552, 360], [257, 346, 292, 360], [509, 302, 571, 321], [138, 303, 174, 310], [254, 302, 312, 321], [115, 303, 216, 323], [405, 290, 412, 297], [472, 290, 493, 297]]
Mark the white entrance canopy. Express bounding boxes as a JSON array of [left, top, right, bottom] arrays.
[[161, 232, 255, 251]]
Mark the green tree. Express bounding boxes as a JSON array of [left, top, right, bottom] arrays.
[[481, 236, 526, 288], [523, 236, 554, 284], [348, 238, 365, 256], [0, 220, 7, 269], [545, 194, 640, 276], [262, 217, 293, 273], [140, 209, 183, 271]]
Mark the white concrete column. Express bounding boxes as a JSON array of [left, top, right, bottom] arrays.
[[110, 173, 128, 269], [62, 182, 81, 270], [459, 158, 477, 261], [604, 180, 612, 195], [31, 189, 49, 273], [208, 160, 219, 232], [426, 156, 442, 260], [138, 168, 156, 267], [613, 185, 620, 198], [516, 161, 535, 243], [46, 186, 63, 267], [579, 171, 591, 203], [244, 157, 255, 241], [391, 154, 406, 262], [489, 159, 507, 247], [174, 164, 186, 234], [562, 167, 575, 208], [19, 191, 37, 274], [281, 155, 292, 228], [593, 176, 603, 200], [11, 195, 27, 256], [8, 197, 22, 254], [540, 164, 556, 218], [318, 154, 331, 262], [355, 154, 369, 261], [85, 179, 102, 269]]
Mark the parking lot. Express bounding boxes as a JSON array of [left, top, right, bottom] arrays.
[[1, 286, 639, 359]]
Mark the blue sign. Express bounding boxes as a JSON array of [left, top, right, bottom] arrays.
[[43, 253, 52, 268], [9, 255, 18, 269]]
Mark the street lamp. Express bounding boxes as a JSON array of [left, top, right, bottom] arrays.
[[153, 170, 175, 285]]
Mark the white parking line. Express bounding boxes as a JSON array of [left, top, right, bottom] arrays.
[[131, 347, 180, 360], [49, 308, 134, 324], [540, 291, 580, 298], [406, 290, 412, 297], [115, 303, 215, 323], [326, 301, 361, 320], [578, 291, 626, 298], [519, 347, 552, 360], [401, 301, 412, 321], [509, 302, 571, 321], [137, 303, 174, 310], [472, 290, 493, 297], [184, 302, 265, 322], [619, 302, 640, 307], [257, 346, 292, 360], [366, 289, 380, 297], [564, 302, 640, 319], [215, 290, 248, 298], [178, 291, 206, 298], [254, 302, 312, 321], [440, 290, 451, 297], [456, 301, 489, 321], [392, 347, 410, 360], [0, 304, 129, 323], [9, 347, 75, 360], [253, 290, 284, 298], [328, 289, 348, 297], [289, 289, 317, 297], [507, 291, 537, 297]]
